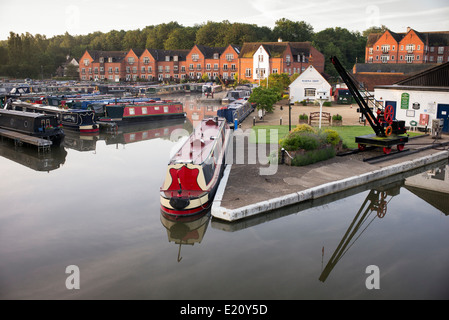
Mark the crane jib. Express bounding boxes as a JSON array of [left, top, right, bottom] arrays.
[[330, 56, 386, 137]]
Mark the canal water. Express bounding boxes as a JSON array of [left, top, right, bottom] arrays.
[[0, 94, 448, 300]]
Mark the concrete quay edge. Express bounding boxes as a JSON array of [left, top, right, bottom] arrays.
[[211, 150, 449, 222]]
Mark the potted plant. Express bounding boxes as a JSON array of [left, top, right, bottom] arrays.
[[332, 114, 343, 126], [298, 113, 308, 124]]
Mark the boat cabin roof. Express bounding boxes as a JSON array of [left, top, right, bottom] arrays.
[[170, 117, 226, 166], [0, 108, 54, 119]]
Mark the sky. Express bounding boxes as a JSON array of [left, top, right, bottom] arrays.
[[1, 0, 448, 41]]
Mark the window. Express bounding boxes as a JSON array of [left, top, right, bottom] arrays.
[[405, 55, 414, 63], [245, 68, 251, 77], [258, 55, 263, 62], [165, 66, 170, 73], [141, 67, 146, 73], [142, 107, 147, 114], [437, 56, 443, 63], [438, 46, 444, 54], [206, 64, 211, 70], [108, 57, 113, 63], [214, 64, 218, 70], [192, 54, 199, 61], [128, 57, 134, 64], [164, 106, 169, 113], [148, 66, 152, 73], [108, 67, 113, 73], [143, 57, 150, 64], [84, 59, 89, 66], [304, 88, 316, 97], [165, 56, 170, 61], [406, 44, 415, 53], [99, 57, 104, 63], [129, 108, 135, 115], [381, 45, 390, 53], [226, 53, 233, 61], [214, 53, 220, 59]]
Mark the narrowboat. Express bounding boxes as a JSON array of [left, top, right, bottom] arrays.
[[217, 99, 254, 127], [0, 109, 65, 145], [7, 101, 99, 134], [160, 116, 231, 216], [119, 100, 185, 123]]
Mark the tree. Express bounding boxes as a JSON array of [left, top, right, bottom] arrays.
[[248, 86, 281, 113], [273, 19, 314, 42]]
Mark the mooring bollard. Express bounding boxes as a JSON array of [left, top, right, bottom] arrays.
[[281, 148, 285, 164], [253, 116, 255, 126], [280, 117, 282, 125]]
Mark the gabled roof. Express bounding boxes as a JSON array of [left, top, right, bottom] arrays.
[[86, 50, 128, 63], [367, 29, 449, 47], [194, 44, 226, 59], [147, 49, 189, 61]]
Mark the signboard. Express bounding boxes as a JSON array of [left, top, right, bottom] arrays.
[[401, 93, 409, 109]]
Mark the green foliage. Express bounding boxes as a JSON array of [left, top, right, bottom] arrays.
[[280, 132, 319, 151], [291, 147, 336, 166], [321, 129, 341, 146], [248, 87, 281, 113], [292, 123, 315, 134]]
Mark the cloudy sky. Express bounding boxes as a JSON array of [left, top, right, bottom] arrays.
[[1, 0, 448, 40]]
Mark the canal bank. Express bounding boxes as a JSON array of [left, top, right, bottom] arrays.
[[212, 134, 449, 222]]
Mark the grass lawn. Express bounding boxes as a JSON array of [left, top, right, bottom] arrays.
[[250, 125, 423, 149]]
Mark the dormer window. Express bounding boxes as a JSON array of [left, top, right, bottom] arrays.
[[108, 57, 113, 63], [99, 57, 104, 63], [214, 53, 219, 59]]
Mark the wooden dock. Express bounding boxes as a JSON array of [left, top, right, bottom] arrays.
[[0, 128, 52, 152]]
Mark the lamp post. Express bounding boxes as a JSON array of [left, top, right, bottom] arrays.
[[316, 88, 329, 129]]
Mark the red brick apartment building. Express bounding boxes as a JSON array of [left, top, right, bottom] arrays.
[[366, 27, 449, 64], [79, 41, 324, 83], [238, 41, 324, 82]]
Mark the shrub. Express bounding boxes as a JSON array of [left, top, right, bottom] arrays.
[[332, 114, 342, 121], [291, 147, 336, 166], [280, 132, 319, 151], [291, 123, 316, 134], [299, 113, 308, 120], [322, 129, 341, 146]]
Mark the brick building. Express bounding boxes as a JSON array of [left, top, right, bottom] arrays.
[[237, 41, 324, 83], [79, 41, 324, 83], [366, 28, 449, 64]]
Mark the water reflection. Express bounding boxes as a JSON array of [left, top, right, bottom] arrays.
[[160, 211, 211, 262], [0, 139, 67, 172], [319, 180, 403, 282]]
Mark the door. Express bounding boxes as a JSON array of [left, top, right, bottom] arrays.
[[385, 101, 397, 121], [437, 104, 449, 133]]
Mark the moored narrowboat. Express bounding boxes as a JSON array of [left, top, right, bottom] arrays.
[[160, 117, 231, 216], [120, 100, 185, 122], [7, 101, 99, 134], [0, 109, 65, 145]]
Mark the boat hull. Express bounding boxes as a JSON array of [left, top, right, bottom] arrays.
[[160, 117, 230, 216]]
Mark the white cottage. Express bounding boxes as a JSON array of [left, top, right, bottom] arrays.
[[289, 65, 331, 103]]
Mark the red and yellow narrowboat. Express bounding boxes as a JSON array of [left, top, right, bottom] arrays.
[[160, 117, 231, 216]]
